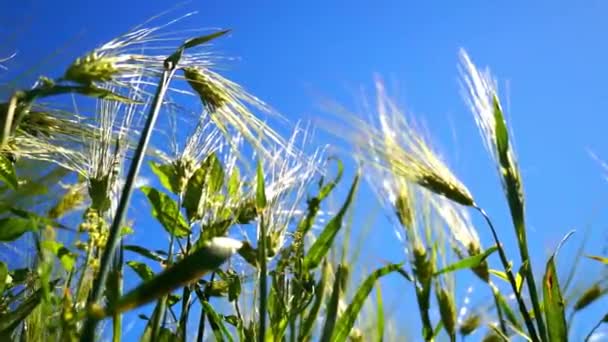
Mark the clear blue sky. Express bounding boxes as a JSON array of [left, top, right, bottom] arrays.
[[2, 1, 608, 340]]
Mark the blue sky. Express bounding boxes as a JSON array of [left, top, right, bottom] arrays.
[[3, 0, 608, 340]]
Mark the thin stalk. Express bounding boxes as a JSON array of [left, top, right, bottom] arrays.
[[74, 234, 95, 305], [584, 314, 606, 342], [178, 236, 193, 341], [414, 286, 434, 341], [81, 63, 179, 341], [178, 285, 192, 341], [289, 316, 296, 342], [112, 245, 124, 342], [150, 297, 167, 342], [153, 194, 181, 341], [515, 223, 547, 341], [195, 301, 206, 342], [1, 92, 19, 146], [258, 215, 268, 342], [490, 284, 508, 335], [475, 206, 539, 342]]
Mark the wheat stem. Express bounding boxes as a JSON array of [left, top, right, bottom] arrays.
[[515, 222, 547, 341], [584, 314, 607, 342], [81, 59, 179, 342], [475, 206, 539, 342], [258, 214, 268, 342]]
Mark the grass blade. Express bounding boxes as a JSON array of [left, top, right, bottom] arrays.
[[149, 162, 179, 195], [101, 238, 242, 316], [126, 261, 155, 281], [330, 263, 400, 342], [542, 232, 574, 342], [300, 260, 329, 340], [0, 155, 17, 190], [201, 300, 234, 342], [320, 264, 348, 342], [0, 217, 36, 242], [543, 255, 567, 342], [586, 255, 608, 265], [295, 158, 343, 238], [376, 283, 384, 342], [141, 186, 190, 237], [0, 262, 7, 294], [182, 29, 231, 50], [256, 160, 267, 209], [183, 153, 224, 221], [433, 246, 497, 277], [304, 175, 359, 270], [0, 286, 44, 337], [124, 245, 166, 263]]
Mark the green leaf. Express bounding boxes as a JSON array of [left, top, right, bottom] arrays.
[[120, 225, 134, 236], [227, 270, 241, 302], [493, 288, 522, 331], [149, 162, 179, 194], [9, 207, 69, 231], [41, 241, 76, 271], [124, 245, 166, 263], [296, 158, 343, 238], [141, 186, 189, 237], [107, 238, 241, 315], [227, 167, 240, 198], [304, 175, 359, 270], [320, 264, 348, 342], [300, 261, 329, 340], [256, 160, 267, 209], [127, 261, 155, 281], [493, 95, 510, 161], [139, 304, 162, 342], [157, 328, 177, 342], [182, 29, 231, 50], [543, 255, 567, 342], [105, 246, 123, 310], [183, 153, 224, 221], [9, 268, 29, 284], [237, 241, 258, 268], [318, 157, 344, 201], [434, 246, 498, 276], [376, 283, 385, 342], [0, 217, 36, 241], [586, 255, 608, 265], [490, 267, 526, 295], [201, 300, 234, 342], [0, 287, 43, 336], [183, 168, 206, 222], [0, 155, 17, 190], [88, 176, 111, 212], [0, 262, 7, 294], [331, 264, 401, 342]]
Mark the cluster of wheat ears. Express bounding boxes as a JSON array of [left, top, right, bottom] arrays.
[[0, 11, 606, 342]]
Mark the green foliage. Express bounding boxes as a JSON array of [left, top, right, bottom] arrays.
[[1, 12, 607, 342], [320, 264, 349, 342], [433, 246, 497, 277], [304, 174, 359, 270], [183, 153, 224, 221], [0, 155, 18, 190], [126, 261, 155, 281], [543, 257, 567, 342], [149, 162, 179, 194], [0, 217, 36, 241], [103, 238, 241, 317], [141, 186, 190, 237], [331, 264, 401, 342]]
